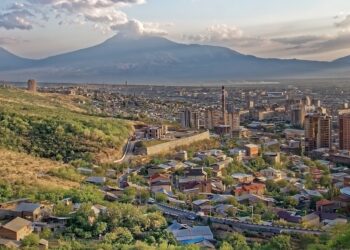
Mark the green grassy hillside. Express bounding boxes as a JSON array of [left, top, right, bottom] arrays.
[[0, 87, 132, 164]]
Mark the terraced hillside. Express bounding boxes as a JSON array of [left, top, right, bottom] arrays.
[[0, 87, 133, 164]]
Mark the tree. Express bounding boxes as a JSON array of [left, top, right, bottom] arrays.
[[40, 228, 52, 240], [327, 185, 340, 200], [155, 193, 168, 203], [139, 189, 151, 203], [285, 197, 298, 208], [22, 234, 40, 248], [0, 181, 13, 202], [328, 224, 350, 249], [204, 156, 217, 167], [298, 234, 319, 249], [304, 174, 314, 189], [120, 187, 137, 203], [266, 180, 279, 193], [226, 197, 239, 206], [54, 202, 73, 217], [252, 214, 261, 224], [276, 179, 288, 188], [263, 235, 292, 250], [104, 227, 134, 245], [124, 187, 137, 197], [96, 222, 108, 235], [320, 175, 331, 188], [66, 185, 104, 204], [248, 157, 266, 171], [204, 168, 213, 178], [225, 232, 250, 250], [226, 207, 237, 217], [220, 242, 234, 250], [222, 176, 235, 187]]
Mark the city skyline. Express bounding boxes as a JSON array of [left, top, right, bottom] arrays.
[[1, 0, 350, 60]]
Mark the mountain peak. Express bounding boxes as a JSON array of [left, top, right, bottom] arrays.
[[105, 34, 175, 45], [1, 36, 350, 83]]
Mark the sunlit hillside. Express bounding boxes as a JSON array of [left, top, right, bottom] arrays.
[[0, 87, 133, 164]]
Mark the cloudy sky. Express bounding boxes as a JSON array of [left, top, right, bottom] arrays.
[[1, 0, 350, 61]]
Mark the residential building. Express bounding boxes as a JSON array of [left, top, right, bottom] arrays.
[[260, 167, 282, 181], [15, 203, 42, 221], [180, 109, 200, 130], [339, 113, 350, 150], [316, 199, 340, 213], [145, 126, 163, 139], [244, 144, 259, 157], [263, 152, 281, 165], [167, 221, 214, 244], [232, 173, 254, 184], [304, 113, 332, 153], [290, 104, 305, 128], [0, 217, 33, 241]]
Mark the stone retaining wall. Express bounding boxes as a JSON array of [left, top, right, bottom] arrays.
[[145, 130, 210, 156]]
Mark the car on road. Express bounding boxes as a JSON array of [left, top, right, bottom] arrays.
[[186, 214, 197, 220], [147, 198, 155, 204]]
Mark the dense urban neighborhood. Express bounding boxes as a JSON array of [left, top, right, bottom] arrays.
[[0, 80, 350, 249]]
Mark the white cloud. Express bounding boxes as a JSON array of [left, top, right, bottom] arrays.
[[111, 19, 168, 37], [184, 24, 243, 43], [0, 0, 165, 37], [0, 10, 34, 30], [335, 15, 350, 30], [182, 20, 350, 60]]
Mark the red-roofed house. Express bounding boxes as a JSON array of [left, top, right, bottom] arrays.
[[150, 173, 172, 193], [233, 183, 266, 197], [316, 199, 340, 213], [310, 168, 322, 182]]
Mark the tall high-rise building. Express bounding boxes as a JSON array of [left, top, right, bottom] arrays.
[[339, 113, 350, 150], [290, 104, 305, 128], [191, 112, 200, 130], [304, 113, 332, 153], [228, 111, 240, 130], [180, 109, 191, 128], [205, 109, 222, 130], [180, 109, 200, 130], [302, 96, 312, 106], [222, 86, 227, 126], [27, 79, 37, 92]]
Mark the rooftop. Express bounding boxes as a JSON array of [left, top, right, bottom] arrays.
[[2, 217, 32, 232], [15, 203, 41, 212]]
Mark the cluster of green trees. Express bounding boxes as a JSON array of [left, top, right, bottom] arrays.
[[220, 233, 292, 250], [64, 203, 176, 246], [220, 225, 350, 250], [0, 180, 13, 202], [0, 110, 130, 164], [0, 88, 131, 165]]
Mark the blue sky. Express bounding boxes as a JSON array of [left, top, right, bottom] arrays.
[[1, 0, 350, 60]]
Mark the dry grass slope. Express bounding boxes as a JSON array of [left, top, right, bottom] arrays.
[[0, 148, 80, 189]]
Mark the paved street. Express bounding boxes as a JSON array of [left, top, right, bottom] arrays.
[[157, 203, 325, 235]]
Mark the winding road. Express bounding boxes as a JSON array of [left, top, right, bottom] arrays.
[[157, 203, 325, 236], [114, 139, 136, 164]]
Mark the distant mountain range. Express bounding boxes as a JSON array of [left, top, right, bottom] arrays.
[[1, 35, 350, 83]]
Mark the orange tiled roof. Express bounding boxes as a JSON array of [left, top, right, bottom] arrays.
[[150, 173, 170, 180], [316, 199, 333, 206], [235, 183, 265, 195]]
